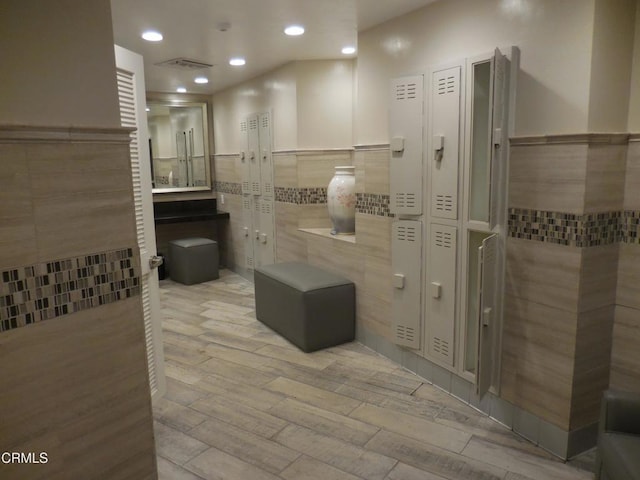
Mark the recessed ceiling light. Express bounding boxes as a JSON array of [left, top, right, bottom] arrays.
[[141, 30, 163, 42], [341, 46, 356, 55], [229, 57, 246, 66], [176, 87, 187, 93], [194, 76, 209, 84], [284, 25, 305, 36]]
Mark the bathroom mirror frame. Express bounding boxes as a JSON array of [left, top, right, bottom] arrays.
[[146, 93, 213, 194]]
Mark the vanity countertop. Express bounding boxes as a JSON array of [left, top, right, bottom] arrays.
[[153, 199, 230, 224]]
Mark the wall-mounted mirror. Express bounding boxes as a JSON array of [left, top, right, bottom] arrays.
[[147, 101, 211, 193]]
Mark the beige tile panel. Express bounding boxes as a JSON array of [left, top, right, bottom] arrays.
[[0, 217, 38, 269], [357, 291, 392, 340], [506, 238, 581, 312], [609, 305, 640, 394], [0, 298, 156, 476], [509, 144, 588, 213], [624, 141, 640, 210], [297, 204, 331, 229], [500, 295, 576, 429], [364, 253, 392, 302], [578, 243, 619, 312], [0, 144, 31, 217], [353, 150, 365, 193], [27, 142, 132, 198], [571, 305, 614, 429], [273, 153, 297, 188], [33, 189, 137, 261], [363, 148, 390, 194], [297, 152, 352, 188], [306, 234, 364, 287], [355, 213, 392, 258], [213, 154, 240, 183], [616, 242, 640, 309], [584, 144, 626, 213]]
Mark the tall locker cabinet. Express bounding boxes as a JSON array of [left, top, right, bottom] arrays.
[[240, 112, 276, 273]]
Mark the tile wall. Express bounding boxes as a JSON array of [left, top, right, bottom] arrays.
[[0, 127, 156, 479]]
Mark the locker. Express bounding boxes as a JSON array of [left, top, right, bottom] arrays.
[[240, 120, 251, 194], [430, 65, 462, 220], [248, 114, 261, 195], [427, 224, 457, 365], [259, 112, 274, 199], [476, 234, 497, 398], [389, 75, 424, 215], [489, 48, 508, 229], [242, 195, 254, 270], [391, 220, 422, 349], [256, 199, 276, 266]]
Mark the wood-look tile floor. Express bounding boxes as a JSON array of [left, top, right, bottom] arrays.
[[154, 270, 595, 480]]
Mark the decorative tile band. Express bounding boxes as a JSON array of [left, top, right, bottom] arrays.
[[0, 248, 140, 333], [214, 181, 242, 195], [356, 193, 394, 217], [275, 187, 327, 205], [508, 209, 639, 247]]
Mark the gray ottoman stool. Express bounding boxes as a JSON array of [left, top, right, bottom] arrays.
[[169, 237, 219, 285], [254, 262, 355, 352]]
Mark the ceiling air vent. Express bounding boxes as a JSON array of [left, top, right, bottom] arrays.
[[155, 58, 214, 69]]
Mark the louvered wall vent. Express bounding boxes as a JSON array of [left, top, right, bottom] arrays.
[[155, 58, 214, 69]]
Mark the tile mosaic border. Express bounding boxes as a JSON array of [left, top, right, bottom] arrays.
[[214, 180, 242, 195], [0, 247, 140, 333], [356, 193, 394, 217], [508, 208, 640, 247], [274, 187, 327, 205]]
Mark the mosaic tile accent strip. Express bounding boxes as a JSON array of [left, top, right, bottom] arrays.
[[356, 193, 394, 217], [508, 209, 624, 247], [214, 181, 242, 195], [274, 187, 327, 204], [621, 210, 640, 245], [0, 248, 140, 333]]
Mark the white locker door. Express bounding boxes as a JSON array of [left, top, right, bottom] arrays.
[[427, 224, 457, 365], [389, 75, 423, 215], [489, 49, 507, 229], [240, 120, 251, 194], [252, 197, 262, 267], [242, 195, 254, 270], [476, 234, 498, 398], [257, 199, 276, 266], [259, 112, 274, 199], [248, 114, 261, 195], [391, 220, 422, 349], [431, 66, 462, 220]]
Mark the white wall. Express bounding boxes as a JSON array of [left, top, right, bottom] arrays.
[[0, 0, 120, 127], [296, 60, 354, 149], [212, 63, 298, 153], [588, 0, 637, 132], [356, 0, 596, 143]]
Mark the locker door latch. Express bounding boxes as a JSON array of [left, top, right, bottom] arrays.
[[433, 135, 444, 162], [390, 136, 405, 153], [392, 274, 405, 289], [482, 307, 492, 327], [431, 282, 442, 299], [260, 233, 268, 244], [242, 227, 249, 237]]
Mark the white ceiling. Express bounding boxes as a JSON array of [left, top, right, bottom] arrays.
[[110, 0, 438, 95]]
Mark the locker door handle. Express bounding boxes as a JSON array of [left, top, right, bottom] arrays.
[[240, 151, 246, 161], [482, 307, 492, 327], [243, 227, 249, 237], [262, 149, 268, 160], [255, 229, 260, 240], [434, 134, 444, 162], [431, 282, 442, 299], [392, 274, 405, 289], [260, 233, 268, 244], [250, 151, 256, 161]]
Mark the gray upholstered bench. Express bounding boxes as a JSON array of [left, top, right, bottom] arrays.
[[169, 237, 219, 285], [254, 262, 355, 352]]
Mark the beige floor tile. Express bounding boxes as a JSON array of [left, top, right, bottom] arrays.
[[280, 455, 362, 480], [461, 437, 591, 480], [189, 394, 287, 438], [163, 378, 210, 406], [153, 397, 208, 433], [386, 461, 449, 480], [189, 418, 300, 474], [254, 344, 336, 370], [198, 330, 268, 352], [156, 456, 205, 480], [275, 424, 397, 480], [165, 361, 205, 385], [154, 421, 209, 466], [163, 343, 211, 366], [350, 403, 472, 453], [268, 397, 379, 446], [197, 357, 277, 386], [185, 447, 282, 480], [264, 377, 362, 415], [366, 430, 506, 480]]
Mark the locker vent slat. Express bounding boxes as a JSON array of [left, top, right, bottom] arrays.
[[434, 230, 453, 248], [433, 337, 450, 357], [396, 325, 416, 342], [435, 194, 454, 212]]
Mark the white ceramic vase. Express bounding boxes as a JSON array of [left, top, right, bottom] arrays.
[[327, 166, 356, 235]]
